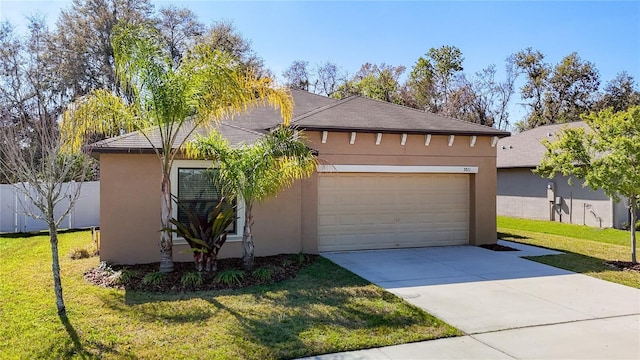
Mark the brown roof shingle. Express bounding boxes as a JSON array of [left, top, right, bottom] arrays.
[[292, 96, 510, 136]]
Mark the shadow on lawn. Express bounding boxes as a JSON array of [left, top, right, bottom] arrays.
[[53, 315, 137, 360], [95, 258, 437, 359], [497, 231, 529, 240], [0, 228, 92, 239], [500, 231, 627, 275]]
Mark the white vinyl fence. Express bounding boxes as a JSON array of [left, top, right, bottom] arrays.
[[0, 181, 99, 233]]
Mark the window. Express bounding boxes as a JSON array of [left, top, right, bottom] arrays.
[[171, 160, 244, 243]]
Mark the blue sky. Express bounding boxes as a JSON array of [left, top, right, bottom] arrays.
[[1, 0, 639, 123]]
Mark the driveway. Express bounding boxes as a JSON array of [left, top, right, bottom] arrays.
[[313, 242, 640, 359]]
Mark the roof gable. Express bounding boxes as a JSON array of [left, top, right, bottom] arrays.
[[291, 96, 509, 136], [497, 121, 589, 168]]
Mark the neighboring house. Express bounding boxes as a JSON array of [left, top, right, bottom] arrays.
[[497, 122, 628, 229], [93, 90, 509, 264]]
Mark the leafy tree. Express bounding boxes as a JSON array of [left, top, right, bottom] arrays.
[[283, 60, 311, 90], [199, 20, 269, 77], [514, 48, 551, 130], [536, 107, 640, 263], [544, 52, 600, 123], [514, 49, 600, 130], [61, 23, 292, 273], [334, 63, 406, 104], [0, 18, 98, 183], [409, 45, 464, 112], [156, 5, 205, 64], [50, 0, 153, 98], [594, 71, 640, 113], [187, 126, 316, 270]]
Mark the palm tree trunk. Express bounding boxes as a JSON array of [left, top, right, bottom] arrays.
[[159, 172, 174, 273], [49, 222, 66, 318], [242, 202, 255, 270], [630, 197, 637, 264]]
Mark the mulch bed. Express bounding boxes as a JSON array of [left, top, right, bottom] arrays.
[[85, 254, 317, 292], [479, 244, 520, 252], [605, 260, 640, 273]]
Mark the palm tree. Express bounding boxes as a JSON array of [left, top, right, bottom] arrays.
[[61, 23, 292, 272], [187, 125, 316, 270]]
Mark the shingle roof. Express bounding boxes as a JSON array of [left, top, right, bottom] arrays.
[[497, 121, 589, 168], [292, 96, 510, 136], [89, 122, 262, 154], [91, 90, 509, 154], [228, 89, 338, 131]]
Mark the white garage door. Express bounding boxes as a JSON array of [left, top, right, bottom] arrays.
[[318, 173, 469, 252]]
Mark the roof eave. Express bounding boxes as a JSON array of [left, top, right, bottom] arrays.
[[296, 125, 510, 137]]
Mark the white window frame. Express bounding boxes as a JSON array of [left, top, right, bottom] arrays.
[[170, 160, 245, 245]]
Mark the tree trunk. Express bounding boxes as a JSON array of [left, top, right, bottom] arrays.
[[242, 203, 255, 271], [630, 197, 637, 264], [49, 223, 66, 318], [159, 172, 174, 273]]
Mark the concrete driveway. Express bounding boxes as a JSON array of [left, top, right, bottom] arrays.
[[311, 242, 640, 359]]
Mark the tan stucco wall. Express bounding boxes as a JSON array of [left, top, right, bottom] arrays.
[[99, 131, 499, 264], [99, 153, 304, 265], [304, 131, 498, 245]]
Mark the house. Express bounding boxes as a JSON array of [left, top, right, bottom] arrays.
[[497, 122, 628, 228], [93, 90, 509, 264]]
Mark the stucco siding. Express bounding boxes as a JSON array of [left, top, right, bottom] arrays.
[[305, 131, 498, 245], [497, 168, 625, 228], [99, 131, 500, 264], [99, 153, 305, 265]]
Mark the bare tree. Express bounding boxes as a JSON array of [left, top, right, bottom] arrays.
[[315, 61, 343, 97], [283, 60, 311, 90], [445, 59, 517, 129], [0, 16, 93, 318], [0, 119, 93, 318]]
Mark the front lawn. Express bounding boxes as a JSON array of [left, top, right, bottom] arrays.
[[498, 216, 640, 289], [0, 231, 459, 359]]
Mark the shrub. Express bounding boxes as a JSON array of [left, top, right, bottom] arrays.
[[290, 252, 309, 264], [251, 267, 273, 282], [109, 269, 138, 285], [142, 271, 165, 286], [181, 272, 204, 287], [214, 269, 245, 286], [68, 244, 98, 259], [621, 220, 640, 231]]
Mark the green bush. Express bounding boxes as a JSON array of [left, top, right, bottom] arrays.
[[109, 269, 138, 285], [290, 253, 309, 264], [181, 272, 204, 287], [251, 267, 273, 282], [214, 269, 245, 286], [142, 271, 165, 286]]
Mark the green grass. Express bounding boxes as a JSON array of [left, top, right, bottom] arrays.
[[0, 231, 459, 359], [497, 216, 630, 246], [498, 217, 639, 288]]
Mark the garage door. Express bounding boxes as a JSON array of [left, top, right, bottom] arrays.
[[318, 173, 469, 252]]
